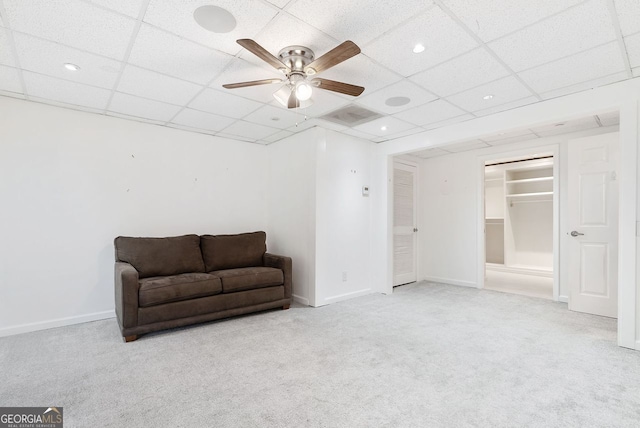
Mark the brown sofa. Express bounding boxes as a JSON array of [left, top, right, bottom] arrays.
[[114, 231, 291, 342]]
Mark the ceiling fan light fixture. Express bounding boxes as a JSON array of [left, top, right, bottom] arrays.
[[295, 80, 313, 101]]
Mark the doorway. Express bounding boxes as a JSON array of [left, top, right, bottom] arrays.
[[393, 160, 417, 286]]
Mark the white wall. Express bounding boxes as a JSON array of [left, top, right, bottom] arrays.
[[0, 97, 269, 336]]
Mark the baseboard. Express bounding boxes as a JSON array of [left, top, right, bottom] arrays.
[[558, 295, 569, 303], [323, 288, 372, 305], [292, 294, 309, 306], [422, 276, 477, 288], [0, 310, 116, 338], [636, 340, 640, 351], [486, 263, 553, 278]]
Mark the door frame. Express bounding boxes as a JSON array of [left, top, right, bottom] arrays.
[[476, 144, 561, 301], [392, 158, 419, 286]]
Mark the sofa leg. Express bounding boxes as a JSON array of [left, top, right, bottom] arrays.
[[282, 304, 290, 310], [123, 335, 138, 343]]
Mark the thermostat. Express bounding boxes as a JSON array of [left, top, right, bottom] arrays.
[[362, 186, 370, 196]]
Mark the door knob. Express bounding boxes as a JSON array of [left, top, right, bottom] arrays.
[[570, 230, 584, 237], [413, 228, 418, 232]]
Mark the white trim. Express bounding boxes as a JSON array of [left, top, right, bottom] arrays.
[[323, 288, 372, 305], [0, 310, 115, 338], [292, 294, 310, 306], [636, 340, 640, 351], [486, 263, 554, 278], [422, 276, 477, 288], [558, 295, 569, 303]]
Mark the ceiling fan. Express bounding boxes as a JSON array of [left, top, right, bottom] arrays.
[[223, 39, 365, 109]]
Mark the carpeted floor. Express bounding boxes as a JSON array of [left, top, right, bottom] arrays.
[[1, 282, 639, 428]]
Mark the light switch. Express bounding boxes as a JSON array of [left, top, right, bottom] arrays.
[[362, 186, 370, 196]]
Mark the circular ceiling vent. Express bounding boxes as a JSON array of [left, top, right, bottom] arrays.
[[194, 5, 237, 33], [385, 96, 411, 107]]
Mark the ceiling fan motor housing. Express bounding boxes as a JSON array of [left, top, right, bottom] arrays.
[[278, 45, 315, 74]]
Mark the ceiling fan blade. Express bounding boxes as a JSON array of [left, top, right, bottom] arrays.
[[222, 78, 283, 89], [311, 78, 364, 97], [287, 89, 300, 109], [304, 41, 361, 74], [237, 39, 289, 72]]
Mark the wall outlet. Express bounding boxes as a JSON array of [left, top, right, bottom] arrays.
[[342, 271, 347, 282]]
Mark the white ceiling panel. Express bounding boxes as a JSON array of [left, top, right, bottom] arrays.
[[210, 58, 285, 103], [445, 76, 534, 112], [0, 65, 22, 93], [409, 48, 510, 97], [613, 0, 640, 36], [531, 116, 600, 137], [352, 116, 415, 137], [520, 42, 625, 94], [143, 0, 277, 55], [108, 92, 182, 122], [0, 29, 16, 66], [473, 96, 539, 117], [355, 80, 437, 114], [189, 88, 262, 119], [263, 129, 294, 143], [393, 99, 466, 126], [221, 120, 280, 140], [423, 113, 475, 130], [318, 54, 403, 98], [412, 147, 451, 158], [243, 104, 308, 129], [383, 126, 425, 140], [626, 33, 640, 68], [116, 65, 203, 106], [106, 111, 165, 126], [22, 71, 111, 109], [264, 0, 290, 8], [3, 0, 136, 60], [540, 71, 629, 101], [128, 24, 232, 84], [168, 122, 217, 136], [364, 6, 478, 77], [287, 0, 434, 46], [28, 96, 105, 113], [13, 32, 121, 89], [443, 139, 489, 152], [441, 0, 583, 43], [171, 108, 236, 132], [488, 0, 617, 72], [88, 0, 146, 18]]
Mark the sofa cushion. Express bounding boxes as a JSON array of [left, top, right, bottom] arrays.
[[201, 231, 266, 272], [138, 273, 222, 308], [213, 267, 284, 293], [115, 234, 205, 279]]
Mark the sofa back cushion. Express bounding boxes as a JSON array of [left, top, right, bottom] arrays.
[[201, 231, 266, 272], [114, 234, 205, 279]]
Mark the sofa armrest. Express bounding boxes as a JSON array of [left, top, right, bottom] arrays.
[[114, 262, 139, 329], [263, 253, 292, 299]]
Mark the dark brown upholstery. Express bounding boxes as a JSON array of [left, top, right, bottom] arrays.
[[115, 234, 205, 279], [138, 273, 222, 307], [201, 231, 266, 272], [213, 267, 284, 293]]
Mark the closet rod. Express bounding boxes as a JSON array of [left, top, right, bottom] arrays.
[[486, 155, 553, 167]]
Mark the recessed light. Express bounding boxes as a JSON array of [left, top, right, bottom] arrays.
[[412, 43, 425, 54], [64, 63, 80, 71], [482, 94, 493, 100], [193, 5, 236, 33], [385, 96, 411, 107], [381, 126, 387, 131]]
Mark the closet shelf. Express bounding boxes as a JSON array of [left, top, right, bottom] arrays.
[[505, 176, 553, 184], [506, 191, 553, 198]]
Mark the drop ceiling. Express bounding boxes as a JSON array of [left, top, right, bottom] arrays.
[[0, 0, 638, 145]]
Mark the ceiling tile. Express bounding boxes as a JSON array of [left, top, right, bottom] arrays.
[[484, 133, 539, 146], [106, 111, 165, 126], [412, 147, 451, 159], [443, 139, 490, 152], [531, 116, 600, 137], [445, 76, 534, 112], [352, 116, 415, 137], [393, 99, 466, 126], [3, 0, 136, 60], [189, 88, 262, 119], [441, 0, 583, 42], [221, 120, 280, 140], [88, 0, 146, 18], [540, 71, 629, 101], [128, 24, 232, 84], [264, 0, 290, 8], [409, 48, 511, 97], [287, 0, 434, 46], [0, 29, 16, 67], [519, 42, 626, 93], [473, 96, 539, 117], [243, 104, 308, 129], [168, 123, 217, 136], [28, 96, 105, 113], [355, 80, 437, 114], [625, 33, 640, 68], [263, 129, 294, 143], [384, 126, 425, 140], [488, 0, 617, 72], [107, 92, 182, 122], [143, 0, 277, 55], [318, 54, 403, 98], [171, 108, 236, 132], [117, 65, 203, 105], [482, 129, 537, 142], [22, 71, 111, 109], [12, 32, 121, 89], [364, 6, 478, 77], [613, 0, 640, 36], [423, 113, 475, 130], [210, 58, 285, 103], [0, 65, 22, 93], [596, 111, 620, 127]]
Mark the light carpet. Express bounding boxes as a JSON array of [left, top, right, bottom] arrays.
[[1, 282, 639, 428]]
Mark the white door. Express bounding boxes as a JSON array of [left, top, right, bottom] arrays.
[[567, 132, 619, 318], [393, 162, 417, 286]]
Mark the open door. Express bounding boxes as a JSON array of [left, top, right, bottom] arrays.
[[393, 161, 417, 286], [567, 132, 619, 318]]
